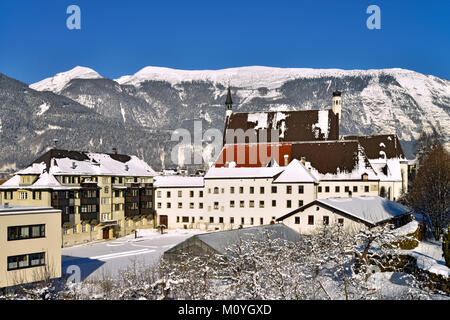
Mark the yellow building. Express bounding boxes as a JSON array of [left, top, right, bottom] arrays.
[[0, 149, 156, 247], [0, 204, 61, 289]]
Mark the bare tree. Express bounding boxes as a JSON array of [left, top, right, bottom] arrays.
[[407, 144, 450, 240]]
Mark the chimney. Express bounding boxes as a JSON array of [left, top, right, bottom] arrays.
[[301, 157, 306, 165], [112, 148, 118, 155], [283, 154, 289, 166]]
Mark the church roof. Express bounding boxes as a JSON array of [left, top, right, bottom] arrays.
[[224, 109, 339, 144]]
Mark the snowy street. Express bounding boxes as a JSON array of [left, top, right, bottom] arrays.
[[61, 229, 205, 281]]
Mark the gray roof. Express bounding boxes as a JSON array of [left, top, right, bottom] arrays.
[[165, 224, 301, 257], [277, 196, 412, 226], [0, 204, 61, 216]]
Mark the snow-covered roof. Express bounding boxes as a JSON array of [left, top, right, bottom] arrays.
[[164, 224, 301, 258], [204, 166, 284, 179], [272, 159, 318, 183], [0, 204, 60, 216], [278, 196, 412, 226], [0, 149, 156, 190], [153, 175, 204, 188]]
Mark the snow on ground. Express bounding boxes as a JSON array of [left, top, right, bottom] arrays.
[[61, 229, 206, 281], [405, 239, 449, 278], [367, 272, 448, 299]]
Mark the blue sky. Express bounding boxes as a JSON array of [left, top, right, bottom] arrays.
[[0, 0, 449, 84]]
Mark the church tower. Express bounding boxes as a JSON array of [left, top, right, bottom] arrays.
[[225, 86, 233, 118], [332, 90, 342, 125]]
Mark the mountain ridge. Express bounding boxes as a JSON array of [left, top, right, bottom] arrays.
[[1, 66, 449, 172]]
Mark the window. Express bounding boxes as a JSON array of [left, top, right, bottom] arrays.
[[101, 198, 109, 205], [230, 187, 235, 194], [178, 202, 183, 209], [166, 191, 171, 198], [32, 191, 42, 200], [241, 217, 245, 225], [308, 216, 314, 225], [221, 188, 224, 193], [189, 203, 194, 209], [239, 187, 244, 194], [335, 186, 340, 193], [286, 186, 292, 194], [176, 216, 180, 223], [318, 186, 322, 193], [272, 200, 276, 207], [271, 186, 277, 193], [338, 218, 344, 226], [298, 185, 304, 194], [325, 186, 330, 193], [190, 191, 194, 197], [345, 186, 350, 192], [191, 217, 195, 223], [230, 200, 235, 208], [214, 187, 219, 194], [8, 224, 45, 241], [323, 216, 329, 225], [115, 204, 121, 211], [353, 186, 358, 192], [8, 252, 45, 271], [199, 202, 203, 209], [230, 217, 234, 224], [316, 206, 320, 211], [260, 217, 264, 225], [72, 225, 77, 234], [209, 217, 214, 223], [182, 216, 189, 223], [104, 186, 109, 194], [298, 200, 304, 207], [82, 224, 86, 233], [249, 200, 255, 208], [287, 200, 292, 208], [259, 201, 264, 208], [157, 202, 162, 209], [249, 187, 254, 194], [199, 190, 203, 197], [166, 203, 171, 209], [240, 201, 244, 208], [219, 217, 224, 223], [19, 191, 28, 200], [295, 217, 300, 224], [178, 190, 182, 197], [364, 185, 370, 193], [250, 218, 254, 225], [260, 187, 265, 194], [214, 202, 219, 209]]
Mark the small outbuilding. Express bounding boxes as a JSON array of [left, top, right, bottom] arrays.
[[277, 196, 412, 234], [163, 224, 301, 262]]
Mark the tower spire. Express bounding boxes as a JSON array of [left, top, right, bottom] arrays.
[[225, 86, 233, 118]]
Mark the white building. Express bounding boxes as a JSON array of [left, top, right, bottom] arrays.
[[276, 195, 412, 234]]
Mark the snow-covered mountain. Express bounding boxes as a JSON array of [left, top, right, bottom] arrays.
[[30, 66, 103, 93], [1, 65, 448, 172], [29, 66, 450, 157]]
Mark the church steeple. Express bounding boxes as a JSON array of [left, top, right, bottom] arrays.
[[225, 86, 233, 118]]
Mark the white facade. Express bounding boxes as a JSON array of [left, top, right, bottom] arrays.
[[154, 160, 387, 231]]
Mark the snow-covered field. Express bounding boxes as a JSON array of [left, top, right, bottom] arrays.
[[61, 229, 206, 281]]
